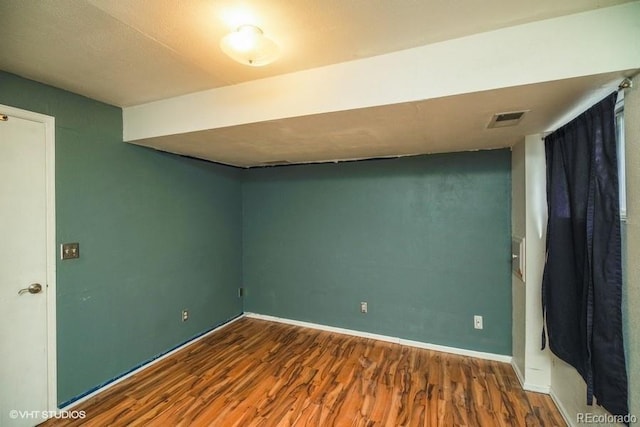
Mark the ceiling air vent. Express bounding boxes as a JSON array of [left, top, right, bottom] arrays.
[[487, 110, 528, 129]]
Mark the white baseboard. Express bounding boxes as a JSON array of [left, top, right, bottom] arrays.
[[511, 360, 551, 395], [61, 312, 514, 413], [549, 387, 575, 427], [61, 314, 244, 410], [512, 359, 526, 387], [523, 382, 551, 394], [245, 312, 512, 364]]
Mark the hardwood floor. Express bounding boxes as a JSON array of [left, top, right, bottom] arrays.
[[41, 318, 565, 426]]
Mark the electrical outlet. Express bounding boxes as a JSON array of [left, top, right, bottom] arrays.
[[182, 309, 189, 322], [474, 315, 483, 330], [360, 301, 368, 313]]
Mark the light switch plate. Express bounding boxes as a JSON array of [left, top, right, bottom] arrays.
[[511, 236, 525, 281], [61, 243, 80, 260]]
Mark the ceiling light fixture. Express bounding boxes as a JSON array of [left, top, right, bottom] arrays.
[[220, 25, 279, 67]]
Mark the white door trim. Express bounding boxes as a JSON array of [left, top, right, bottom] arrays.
[[1, 104, 57, 410]]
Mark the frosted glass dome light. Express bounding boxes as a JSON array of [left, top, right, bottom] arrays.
[[220, 25, 279, 67]]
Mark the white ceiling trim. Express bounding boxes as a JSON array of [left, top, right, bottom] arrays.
[[123, 2, 640, 143]]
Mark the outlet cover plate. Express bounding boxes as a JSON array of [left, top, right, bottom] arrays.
[[474, 315, 483, 330]]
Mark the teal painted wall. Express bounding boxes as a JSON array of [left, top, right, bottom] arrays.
[[0, 71, 243, 404], [1, 70, 512, 404], [243, 151, 512, 355]]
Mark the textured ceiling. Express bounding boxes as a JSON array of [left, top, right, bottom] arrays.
[[0, 0, 632, 106], [131, 72, 632, 167], [0, 1, 636, 167]]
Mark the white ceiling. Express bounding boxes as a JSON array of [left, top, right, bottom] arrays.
[[1, 0, 637, 167], [131, 73, 632, 167]]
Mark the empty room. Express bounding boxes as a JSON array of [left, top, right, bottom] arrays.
[[1, 1, 639, 426]]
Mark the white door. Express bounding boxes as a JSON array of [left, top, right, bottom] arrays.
[[0, 109, 53, 426]]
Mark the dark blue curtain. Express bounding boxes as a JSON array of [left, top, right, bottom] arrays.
[[542, 92, 628, 417]]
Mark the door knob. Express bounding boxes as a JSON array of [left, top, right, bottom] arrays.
[[18, 283, 42, 295]]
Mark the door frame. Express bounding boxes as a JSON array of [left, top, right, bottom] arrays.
[[1, 104, 57, 410]]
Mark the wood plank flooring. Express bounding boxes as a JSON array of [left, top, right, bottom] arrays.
[[41, 318, 566, 426]]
